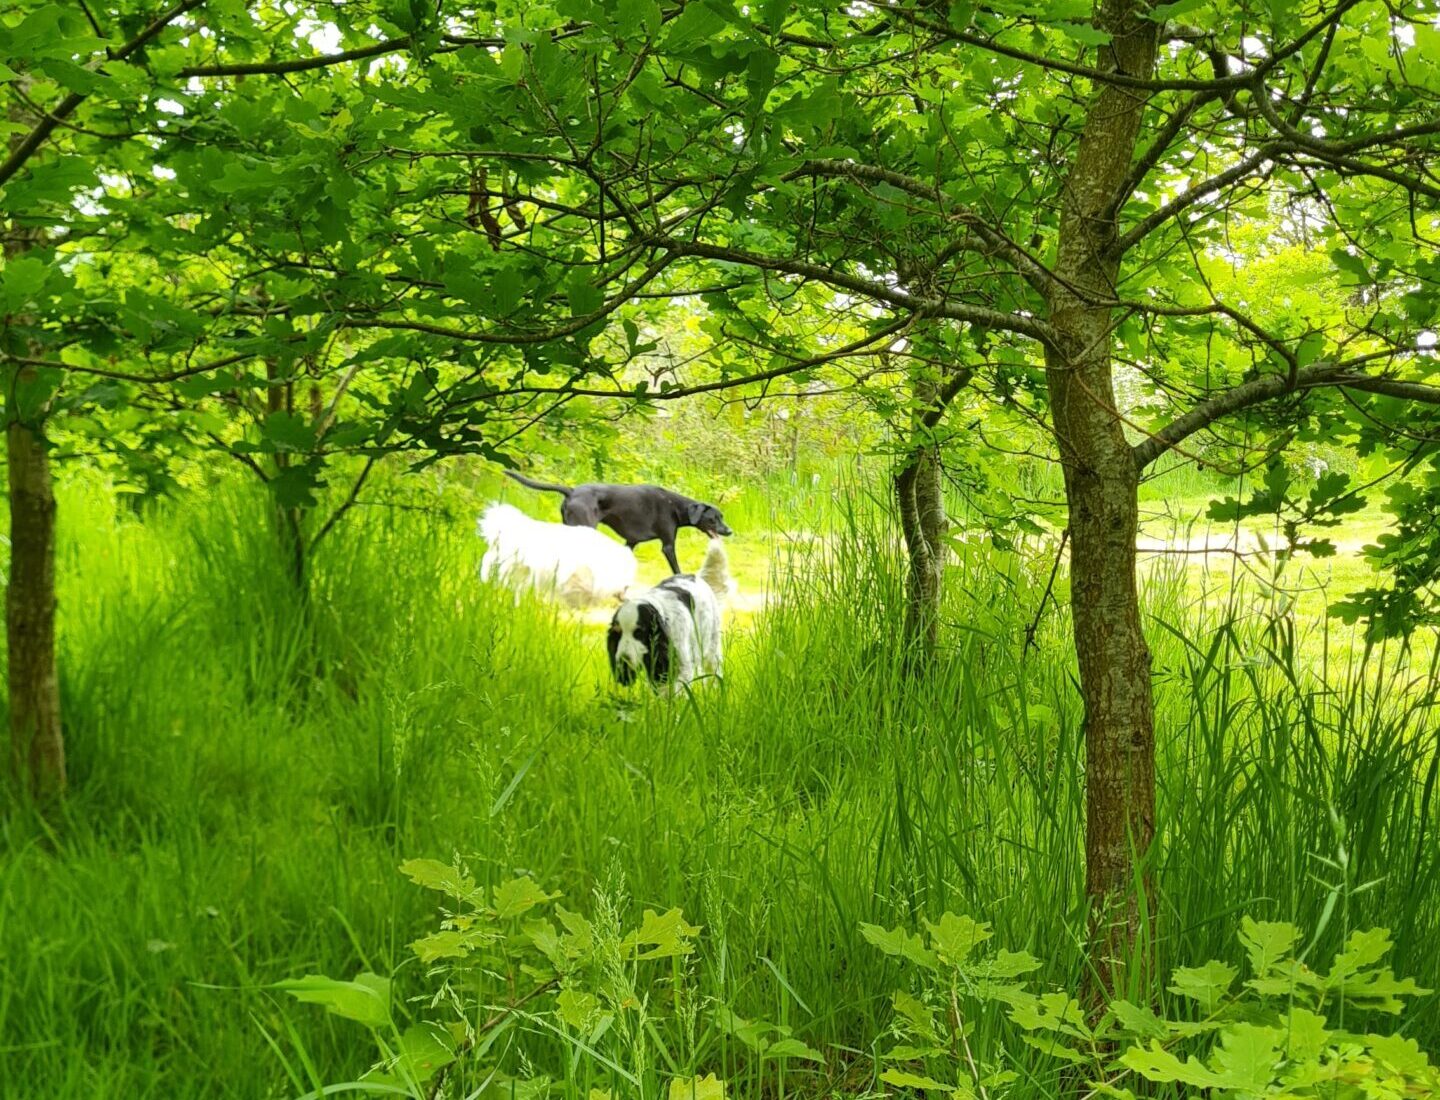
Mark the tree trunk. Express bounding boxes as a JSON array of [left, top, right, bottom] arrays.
[[7, 417, 64, 799], [266, 360, 306, 592], [895, 440, 945, 658], [1046, 0, 1159, 997]]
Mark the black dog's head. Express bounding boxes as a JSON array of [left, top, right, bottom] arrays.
[[608, 600, 671, 685], [688, 502, 733, 539]]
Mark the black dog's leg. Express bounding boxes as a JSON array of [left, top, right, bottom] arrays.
[[662, 541, 681, 574]]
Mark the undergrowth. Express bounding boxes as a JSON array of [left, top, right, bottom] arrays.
[[0, 475, 1437, 1097]]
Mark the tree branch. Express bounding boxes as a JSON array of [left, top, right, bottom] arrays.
[[647, 236, 1055, 345], [0, 0, 208, 188], [786, 159, 1059, 295], [1134, 352, 1440, 468]]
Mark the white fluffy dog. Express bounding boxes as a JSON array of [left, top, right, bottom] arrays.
[[608, 539, 732, 690], [478, 503, 637, 607]]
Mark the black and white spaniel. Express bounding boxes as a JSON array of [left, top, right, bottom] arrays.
[[607, 538, 733, 690]]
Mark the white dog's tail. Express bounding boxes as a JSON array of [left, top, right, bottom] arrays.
[[698, 538, 735, 603]]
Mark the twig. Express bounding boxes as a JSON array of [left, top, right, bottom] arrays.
[[424, 978, 559, 1100], [1025, 527, 1069, 654]]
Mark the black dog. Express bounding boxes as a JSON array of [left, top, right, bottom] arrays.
[[505, 471, 732, 574]]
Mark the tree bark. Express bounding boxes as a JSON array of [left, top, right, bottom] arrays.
[[266, 360, 306, 592], [6, 417, 64, 799], [1046, 0, 1159, 997], [895, 439, 946, 659]]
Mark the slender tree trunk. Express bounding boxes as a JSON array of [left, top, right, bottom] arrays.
[[4, 119, 64, 797], [6, 417, 64, 798], [895, 440, 945, 658], [894, 364, 954, 661], [1046, 0, 1159, 997], [266, 360, 305, 592]]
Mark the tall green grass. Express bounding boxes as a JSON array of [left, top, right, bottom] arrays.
[[0, 475, 1436, 1097]]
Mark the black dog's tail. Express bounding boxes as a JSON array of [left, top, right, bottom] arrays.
[[504, 470, 573, 497]]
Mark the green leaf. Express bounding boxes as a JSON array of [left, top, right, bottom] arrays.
[[860, 923, 938, 970], [667, 1073, 725, 1100], [556, 987, 602, 1030], [891, 990, 940, 1043], [878, 1068, 959, 1092], [621, 908, 700, 960], [492, 876, 558, 919], [1296, 331, 1326, 368], [410, 927, 494, 963], [1367, 1033, 1431, 1075], [666, 3, 729, 50], [267, 463, 323, 510], [1107, 998, 1169, 1040], [1147, 0, 1210, 19], [1120, 1041, 1226, 1088], [762, 1037, 824, 1063], [276, 972, 392, 1030], [924, 912, 991, 966], [399, 858, 482, 902], [1329, 926, 1394, 981], [565, 271, 605, 317], [1238, 917, 1300, 979], [259, 410, 316, 452], [1330, 247, 1370, 282], [501, 41, 525, 80], [1168, 959, 1236, 1013], [1052, 22, 1112, 46], [1211, 1023, 1280, 1091], [396, 1022, 457, 1084]]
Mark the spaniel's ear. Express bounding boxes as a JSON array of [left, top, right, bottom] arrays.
[[637, 603, 671, 684], [607, 621, 634, 685]]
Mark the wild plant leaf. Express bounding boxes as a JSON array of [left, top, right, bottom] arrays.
[[667, 1073, 725, 1100], [1281, 1007, 1330, 1062], [556, 988, 602, 1031], [982, 949, 1041, 980], [1366, 1033, 1431, 1075], [884, 1044, 947, 1060], [763, 1038, 824, 1062], [1009, 992, 1092, 1041], [1329, 927, 1394, 983], [1106, 998, 1168, 1040], [395, 1022, 456, 1084], [1238, 918, 1300, 978], [410, 927, 495, 964], [1120, 1040, 1227, 1088], [1168, 959, 1236, 1013], [399, 858, 480, 902], [555, 905, 596, 956], [621, 908, 700, 960], [276, 972, 392, 1030], [861, 923, 938, 970], [715, 1005, 773, 1051], [924, 913, 991, 966], [878, 1067, 961, 1092], [892, 990, 940, 1043], [1211, 1023, 1281, 1092], [1018, 1033, 1088, 1065], [527, 919, 561, 965], [1331, 966, 1428, 1013], [492, 877, 558, 920]]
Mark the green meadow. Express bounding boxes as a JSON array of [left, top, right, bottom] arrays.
[[2, 464, 1436, 1098]]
